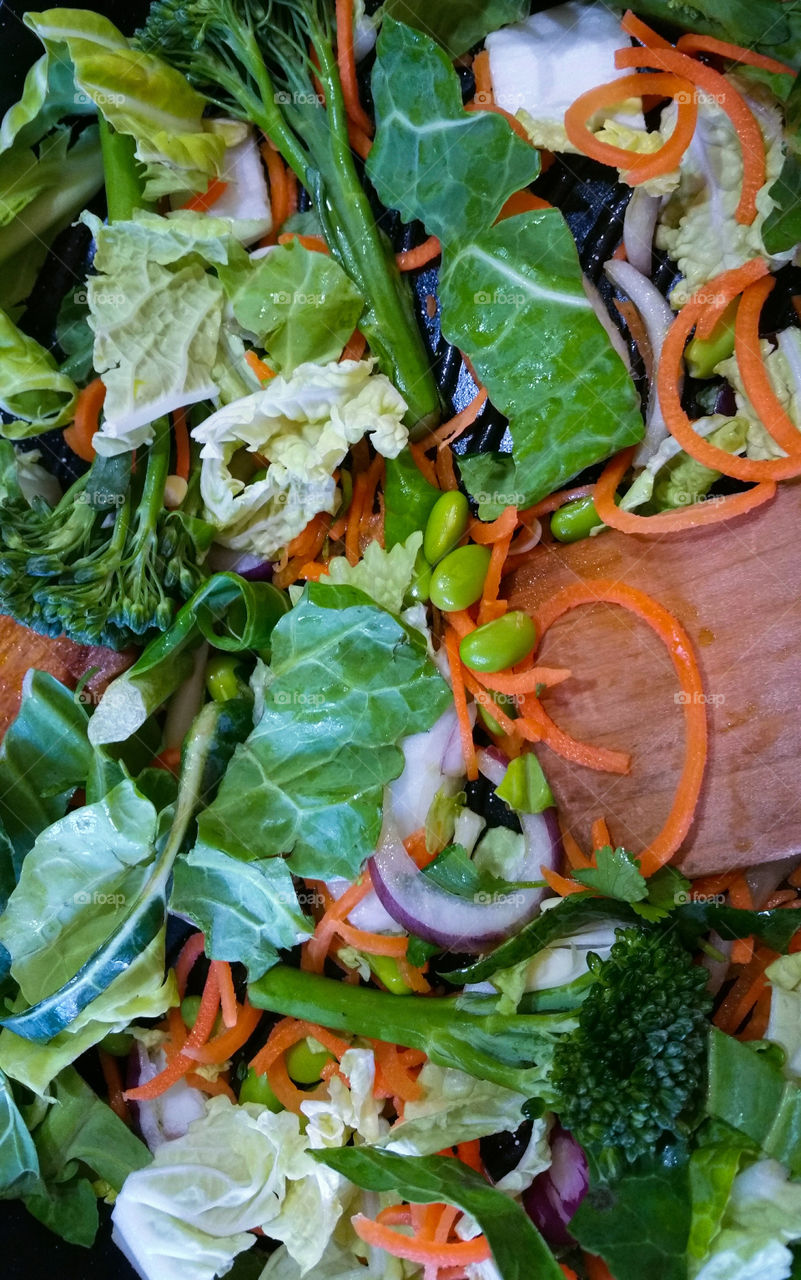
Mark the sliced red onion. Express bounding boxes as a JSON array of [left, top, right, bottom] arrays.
[[505, 520, 542, 559], [205, 545, 274, 580], [475, 745, 509, 787], [128, 1042, 206, 1153], [701, 931, 733, 997], [623, 189, 660, 277], [523, 1126, 589, 1246], [326, 875, 401, 935], [582, 275, 631, 372], [391, 707, 473, 838], [603, 257, 676, 465], [477, 748, 564, 886]]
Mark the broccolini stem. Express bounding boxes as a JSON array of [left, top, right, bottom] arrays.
[[132, 416, 171, 546]]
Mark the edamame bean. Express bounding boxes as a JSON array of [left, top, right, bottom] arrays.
[[405, 550, 433, 606], [286, 1037, 333, 1084], [550, 495, 604, 543], [423, 491, 469, 564], [459, 612, 537, 673], [685, 300, 737, 379], [180, 994, 223, 1036], [205, 653, 242, 703], [477, 691, 517, 736], [430, 544, 491, 612], [238, 1067, 283, 1111]]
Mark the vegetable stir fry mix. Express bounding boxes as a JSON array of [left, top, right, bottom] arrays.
[[1, 1, 801, 1278]]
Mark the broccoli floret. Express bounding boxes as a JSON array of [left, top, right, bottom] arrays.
[[550, 929, 712, 1165]]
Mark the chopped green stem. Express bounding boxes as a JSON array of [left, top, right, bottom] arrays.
[[98, 118, 153, 222]]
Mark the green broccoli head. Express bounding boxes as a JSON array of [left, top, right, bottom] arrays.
[[551, 929, 712, 1165]]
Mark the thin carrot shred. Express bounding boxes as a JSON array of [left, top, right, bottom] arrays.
[[181, 177, 228, 212], [277, 231, 330, 254], [584, 1255, 616, 1280], [186, 1073, 236, 1101], [430, 388, 489, 450], [675, 32, 795, 76], [335, 921, 409, 957], [736, 275, 801, 455], [63, 377, 106, 462], [464, 99, 532, 142], [371, 1040, 424, 1102], [532, 580, 707, 874], [215, 961, 238, 1029], [335, 0, 373, 135], [615, 47, 765, 224], [693, 258, 769, 338], [620, 10, 674, 48], [468, 505, 518, 545], [472, 665, 572, 694], [397, 236, 442, 272], [564, 71, 698, 183], [352, 1215, 491, 1267], [593, 446, 777, 534], [436, 445, 459, 492], [496, 190, 553, 220], [260, 141, 291, 233], [125, 965, 221, 1100], [185, 1000, 263, 1064], [731, 938, 755, 966], [561, 820, 593, 871], [477, 530, 513, 626], [175, 931, 205, 999], [518, 692, 630, 774], [591, 817, 611, 850], [99, 1050, 130, 1125], [244, 349, 275, 382], [409, 441, 440, 488], [249, 1017, 351, 1113], [520, 484, 595, 521], [472, 49, 493, 105], [340, 329, 367, 361], [445, 628, 478, 781], [171, 407, 191, 483], [542, 866, 586, 897]]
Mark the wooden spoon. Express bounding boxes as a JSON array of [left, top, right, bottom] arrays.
[[506, 482, 801, 876]]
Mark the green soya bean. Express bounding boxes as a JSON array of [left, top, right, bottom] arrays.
[[423, 490, 469, 564], [459, 611, 537, 673], [477, 690, 517, 736], [430, 544, 491, 612], [550, 495, 604, 543], [285, 1037, 334, 1084], [685, 300, 738, 379], [180, 994, 223, 1036], [239, 1067, 283, 1111], [405, 549, 433, 606], [99, 1031, 133, 1058]]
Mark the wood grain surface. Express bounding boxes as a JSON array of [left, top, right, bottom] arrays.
[[0, 615, 133, 736], [506, 483, 801, 876]]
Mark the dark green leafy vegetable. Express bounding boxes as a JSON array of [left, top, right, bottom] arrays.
[[622, 0, 801, 68], [762, 74, 801, 254], [54, 286, 95, 384], [423, 842, 542, 900], [313, 1146, 563, 1280], [0, 1068, 39, 1198], [705, 1028, 801, 1175], [198, 583, 452, 879], [383, 450, 441, 548], [572, 847, 648, 902], [137, 0, 440, 430], [368, 18, 539, 243], [570, 1144, 692, 1280], [382, 0, 530, 56]]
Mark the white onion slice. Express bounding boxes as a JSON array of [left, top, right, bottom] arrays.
[[582, 275, 631, 371], [623, 189, 660, 277], [604, 257, 676, 463]]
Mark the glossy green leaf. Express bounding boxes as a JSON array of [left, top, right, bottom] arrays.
[[368, 18, 539, 243], [222, 238, 363, 371], [441, 211, 643, 506], [313, 1146, 563, 1280], [688, 1132, 752, 1269], [706, 1028, 801, 1175], [171, 838, 311, 981], [573, 846, 648, 903], [381, 0, 530, 55], [0, 1068, 39, 1198], [0, 306, 77, 432], [383, 449, 440, 548], [199, 583, 451, 879], [619, 0, 801, 68], [763, 75, 801, 254]]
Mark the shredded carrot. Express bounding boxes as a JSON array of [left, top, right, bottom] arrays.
[[304, 875, 374, 973], [729, 874, 754, 911], [468, 505, 518, 545], [214, 961, 238, 1030], [542, 866, 587, 897], [714, 965, 769, 1034], [461, 670, 522, 740], [693, 258, 770, 338], [341, 329, 367, 361], [445, 628, 478, 781], [620, 9, 674, 48], [397, 958, 432, 993], [561, 820, 593, 871], [409, 441, 440, 488], [336, 0, 373, 135], [614, 298, 653, 383], [532, 580, 707, 874], [125, 966, 221, 1100], [344, 469, 368, 565], [335, 921, 409, 957], [675, 32, 795, 76], [63, 377, 106, 462], [615, 47, 765, 224], [286, 512, 330, 563], [731, 938, 755, 966], [358, 454, 384, 546], [181, 177, 228, 212], [520, 484, 595, 521], [736, 275, 801, 455], [186, 1073, 236, 1100], [593, 446, 777, 534], [591, 817, 611, 850], [477, 530, 513, 626], [741, 986, 773, 1041], [99, 1049, 130, 1125], [436, 445, 459, 492], [151, 745, 182, 775], [430, 388, 489, 450], [472, 665, 571, 695], [397, 236, 442, 272], [352, 1215, 491, 1267], [261, 141, 292, 233], [250, 1017, 351, 1112], [764, 889, 798, 909], [277, 231, 330, 254], [171, 407, 191, 483], [464, 99, 532, 143], [658, 286, 801, 482], [561, 1268, 580, 1280], [456, 1141, 484, 1175], [691, 871, 738, 898], [517, 693, 627, 773], [472, 49, 493, 105], [245, 349, 275, 382], [496, 190, 552, 220], [564, 72, 698, 184], [584, 1255, 616, 1280], [372, 1040, 424, 1102], [185, 1000, 263, 1064], [175, 931, 206, 999]]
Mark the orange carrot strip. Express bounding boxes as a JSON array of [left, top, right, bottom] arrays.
[[615, 297, 654, 383], [615, 47, 764, 223], [542, 866, 586, 897], [591, 818, 611, 850], [175, 932, 205, 999], [352, 1216, 491, 1266], [99, 1049, 130, 1125], [564, 72, 698, 183], [520, 484, 595, 521], [277, 232, 330, 253], [397, 236, 442, 272], [585, 1256, 616, 1280], [409, 441, 440, 488], [692, 871, 738, 897], [341, 329, 367, 361], [676, 32, 795, 75], [741, 987, 773, 1041], [334, 921, 409, 957], [456, 1141, 484, 1175], [464, 100, 532, 143], [561, 821, 593, 871], [533, 580, 707, 874], [185, 1000, 263, 1064], [445, 628, 478, 781], [304, 876, 374, 974], [430, 388, 489, 450], [736, 275, 801, 454], [729, 874, 754, 911], [715, 969, 767, 1033], [731, 938, 755, 966], [472, 49, 493, 104], [561, 1268, 580, 1280], [477, 531, 513, 626], [461, 670, 521, 739], [344, 469, 368, 566], [497, 190, 552, 220], [371, 1040, 424, 1102], [593, 446, 777, 534], [261, 142, 291, 232], [181, 177, 228, 212], [693, 258, 770, 338], [436, 445, 459, 492], [125, 966, 221, 1100], [620, 9, 674, 48], [764, 889, 798, 909], [336, 0, 373, 134], [472, 666, 572, 694], [186, 1072, 237, 1101], [286, 512, 331, 562], [63, 377, 106, 462], [518, 694, 630, 774], [251, 1018, 350, 1113], [214, 961, 238, 1030], [358, 455, 384, 544], [171, 407, 191, 483], [245, 350, 275, 382], [348, 120, 373, 158], [468, 505, 518, 545], [397, 958, 431, 993]]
